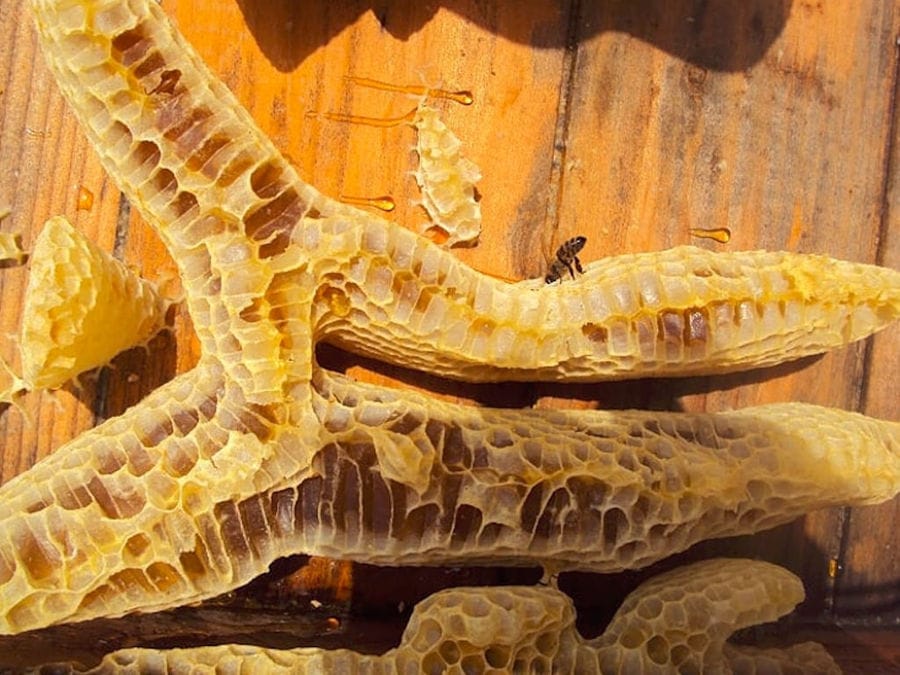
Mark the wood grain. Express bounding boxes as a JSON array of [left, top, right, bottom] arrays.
[[836, 16, 900, 622], [0, 0, 897, 669]]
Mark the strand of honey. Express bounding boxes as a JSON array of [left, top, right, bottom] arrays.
[[339, 195, 396, 212], [318, 107, 418, 128], [345, 75, 473, 106]]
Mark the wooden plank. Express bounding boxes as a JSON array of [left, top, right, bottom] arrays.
[[835, 31, 900, 622], [556, 0, 900, 620], [0, 0, 897, 668]]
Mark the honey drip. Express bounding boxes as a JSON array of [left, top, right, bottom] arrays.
[[76, 185, 94, 211], [339, 194, 396, 212], [346, 75, 473, 106], [690, 227, 732, 243], [319, 108, 417, 128]]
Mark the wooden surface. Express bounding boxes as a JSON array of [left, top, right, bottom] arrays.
[[0, 0, 898, 670]]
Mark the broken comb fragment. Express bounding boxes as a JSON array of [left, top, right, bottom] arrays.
[[0, 231, 26, 267], [19, 216, 173, 390]]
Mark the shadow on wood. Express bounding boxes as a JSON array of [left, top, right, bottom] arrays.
[[317, 341, 822, 411], [235, 0, 792, 72]]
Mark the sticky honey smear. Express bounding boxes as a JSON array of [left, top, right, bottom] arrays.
[[42, 559, 840, 674], [19, 216, 174, 390], [0, 231, 26, 267]]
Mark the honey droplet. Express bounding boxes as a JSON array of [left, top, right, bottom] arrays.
[[689, 227, 731, 243], [339, 195, 396, 212], [439, 89, 474, 106], [77, 185, 94, 211]]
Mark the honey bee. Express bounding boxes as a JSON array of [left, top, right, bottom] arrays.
[[545, 236, 587, 284]]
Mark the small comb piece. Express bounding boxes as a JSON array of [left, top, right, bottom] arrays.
[[19, 216, 174, 390], [0, 231, 26, 267], [319, 107, 417, 128]]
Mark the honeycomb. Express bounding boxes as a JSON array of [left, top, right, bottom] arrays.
[[1, 0, 897, 670], [412, 104, 483, 247]]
